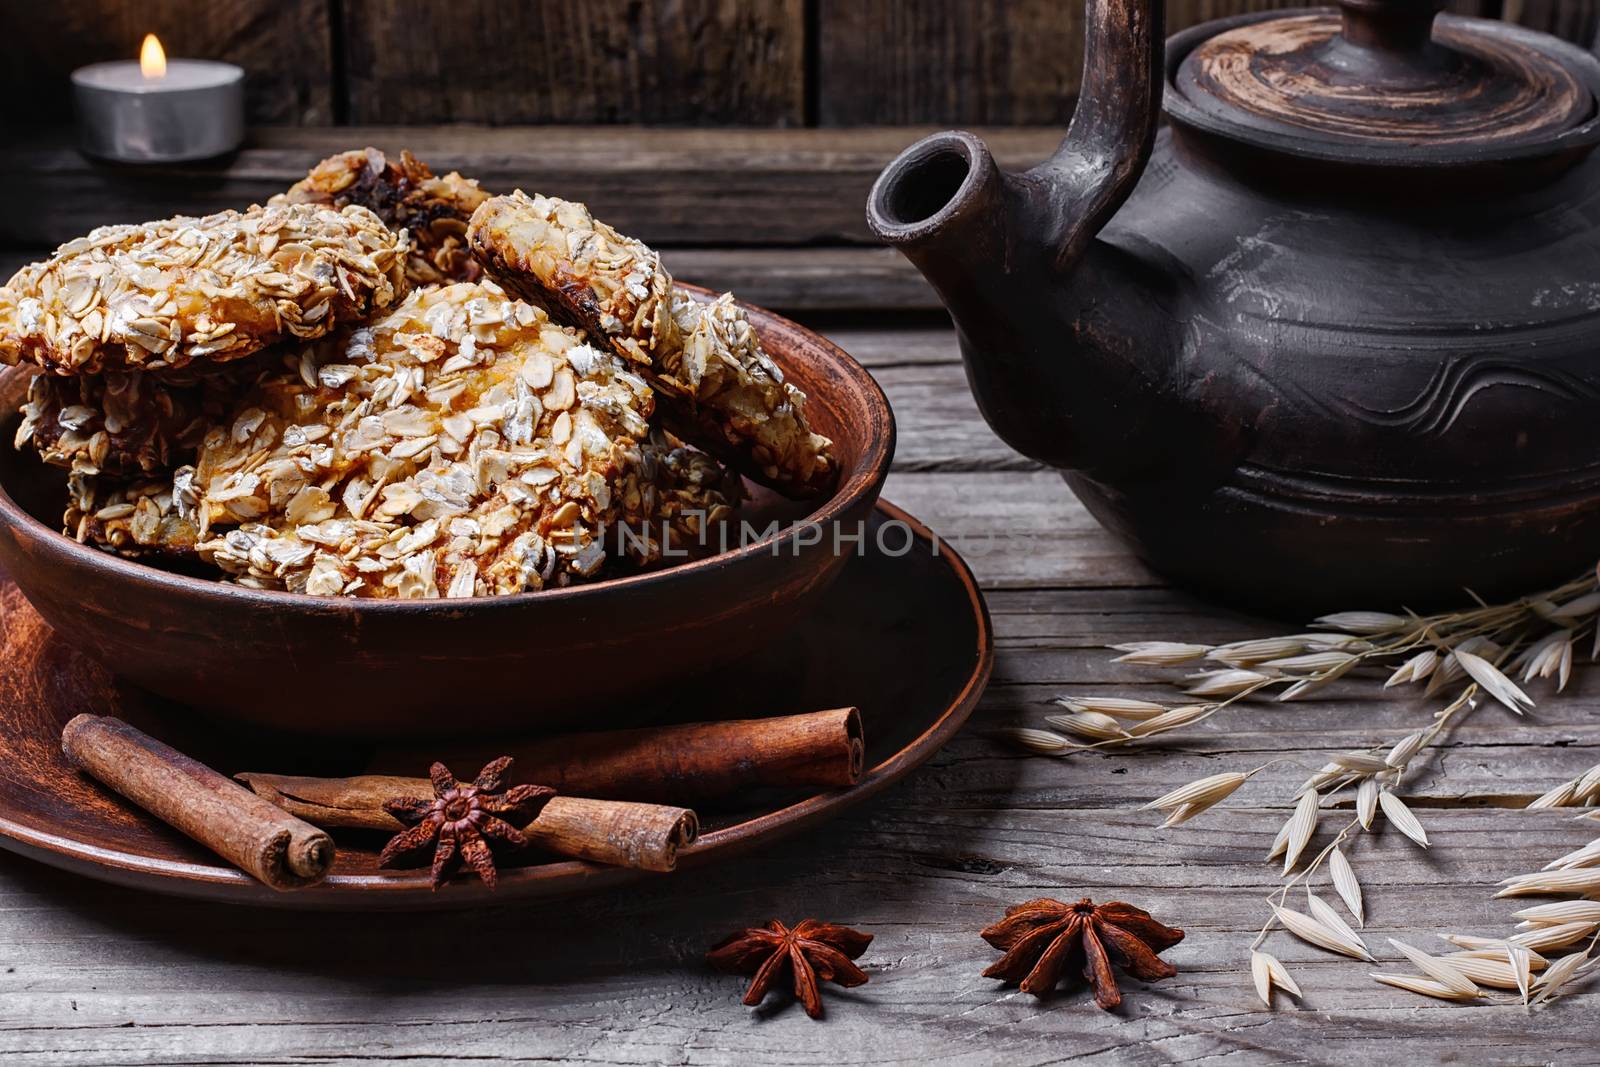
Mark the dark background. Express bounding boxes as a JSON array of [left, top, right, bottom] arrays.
[[1, 0, 1594, 129]]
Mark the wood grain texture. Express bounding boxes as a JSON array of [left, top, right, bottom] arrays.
[[0, 0, 332, 127], [0, 126, 1065, 249], [0, 806, 1595, 1066], [338, 0, 804, 125], [817, 0, 1086, 125]]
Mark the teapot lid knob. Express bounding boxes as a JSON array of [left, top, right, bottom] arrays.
[[1335, 0, 1447, 59], [1167, 1, 1600, 168]]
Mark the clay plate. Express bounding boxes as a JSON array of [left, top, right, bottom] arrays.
[[0, 290, 894, 736], [0, 501, 990, 909]]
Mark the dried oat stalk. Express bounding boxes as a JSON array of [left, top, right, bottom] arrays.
[[0, 203, 409, 375], [1001, 563, 1600, 1008], [468, 190, 834, 498], [1372, 826, 1600, 1009]]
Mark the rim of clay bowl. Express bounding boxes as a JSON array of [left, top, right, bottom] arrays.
[[0, 294, 894, 616]]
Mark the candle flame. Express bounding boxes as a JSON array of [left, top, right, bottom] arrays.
[[139, 34, 167, 79]]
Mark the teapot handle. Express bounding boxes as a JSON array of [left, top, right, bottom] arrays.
[[1028, 0, 1166, 272]]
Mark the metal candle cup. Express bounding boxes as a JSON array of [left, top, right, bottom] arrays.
[[71, 40, 243, 163]]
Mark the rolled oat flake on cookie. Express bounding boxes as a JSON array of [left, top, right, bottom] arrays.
[[0, 202, 410, 375]]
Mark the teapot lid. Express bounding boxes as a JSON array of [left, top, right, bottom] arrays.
[[1168, 0, 1600, 167]]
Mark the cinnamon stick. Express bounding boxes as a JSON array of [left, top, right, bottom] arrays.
[[62, 715, 333, 890], [236, 773, 698, 874], [376, 707, 865, 804]]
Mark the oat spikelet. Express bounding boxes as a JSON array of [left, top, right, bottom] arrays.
[[1329, 848, 1364, 927], [1210, 637, 1311, 666], [1264, 651, 1359, 674], [1385, 649, 1437, 688], [1128, 705, 1212, 737], [1454, 649, 1535, 715], [1273, 904, 1373, 961], [1371, 973, 1478, 1001], [1532, 949, 1596, 1005], [1356, 777, 1379, 831], [1439, 955, 1540, 990], [1385, 731, 1426, 769], [1183, 669, 1275, 698], [997, 727, 1078, 755], [1054, 696, 1169, 720], [1308, 893, 1368, 961], [1283, 789, 1320, 874], [1446, 923, 1598, 954], [1387, 939, 1478, 996], [1266, 818, 1292, 862], [1510, 923, 1598, 953], [1251, 950, 1301, 1006], [1529, 765, 1600, 810], [1505, 942, 1535, 1003], [1493, 870, 1600, 898], [1160, 803, 1203, 829], [1313, 612, 1408, 635], [1143, 771, 1250, 816], [1378, 790, 1430, 848], [1326, 752, 1390, 774], [1043, 711, 1132, 741], [1512, 901, 1600, 926], [1110, 642, 1211, 666]]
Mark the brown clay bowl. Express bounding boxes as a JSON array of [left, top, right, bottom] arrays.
[[0, 295, 893, 737]]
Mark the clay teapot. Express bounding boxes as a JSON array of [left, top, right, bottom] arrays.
[[868, 0, 1600, 613]]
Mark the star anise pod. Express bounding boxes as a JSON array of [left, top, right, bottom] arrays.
[[980, 897, 1184, 1009], [378, 757, 555, 890], [706, 919, 873, 1019]]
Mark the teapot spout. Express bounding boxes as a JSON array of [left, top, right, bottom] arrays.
[[867, 0, 1179, 480]]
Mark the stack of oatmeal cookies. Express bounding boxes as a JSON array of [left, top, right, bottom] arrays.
[[0, 149, 833, 599]]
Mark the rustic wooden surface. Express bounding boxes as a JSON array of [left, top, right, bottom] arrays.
[[0, 126, 1051, 311], [1, 307, 1597, 1067], [816, 0, 1088, 125], [0, 126, 1067, 248], [0, 128, 1598, 1064], [338, 0, 805, 125]]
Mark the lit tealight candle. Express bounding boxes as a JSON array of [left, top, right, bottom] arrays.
[[72, 34, 243, 163]]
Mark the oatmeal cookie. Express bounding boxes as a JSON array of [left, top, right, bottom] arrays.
[[467, 191, 834, 498], [0, 202, 408, 375], [613, 428, 743, 566], [17, 355, 275, 478], [273, 148, 490, 287], [64, 471, 201, 559], [187, 281, 657, 598]]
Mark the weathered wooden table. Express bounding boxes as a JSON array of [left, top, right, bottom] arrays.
[[0, 129, 1596, 1065]]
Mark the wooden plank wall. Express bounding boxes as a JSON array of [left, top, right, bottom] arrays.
[[0, 0, 1590, 129]]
